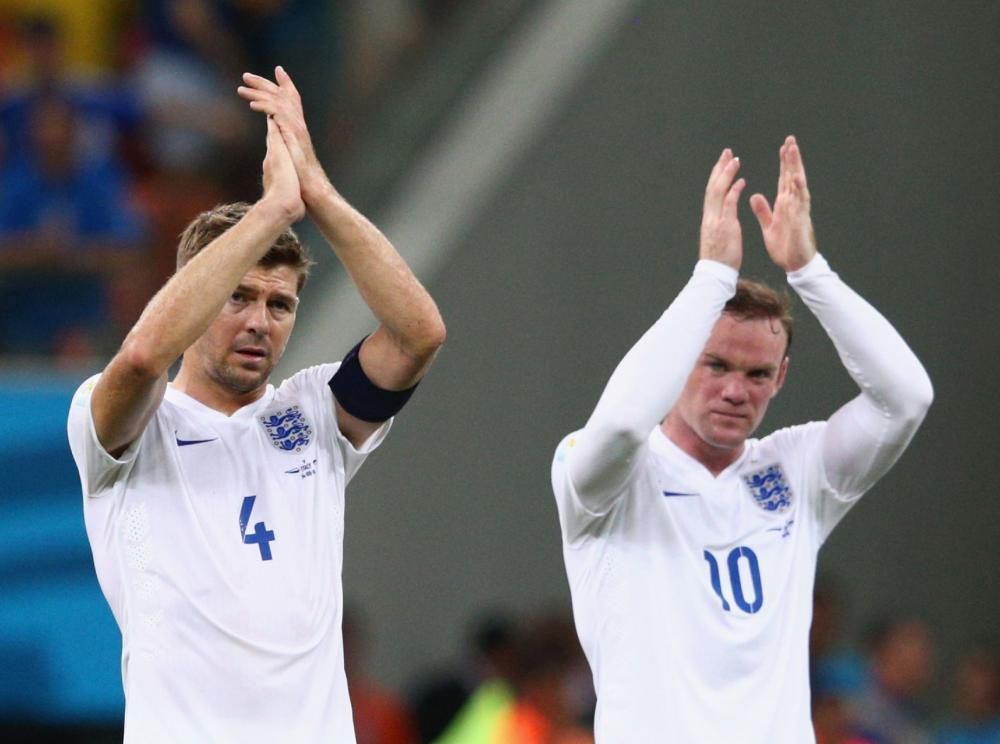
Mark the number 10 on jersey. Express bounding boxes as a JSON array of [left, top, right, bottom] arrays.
[[704, 547, 763, 614]]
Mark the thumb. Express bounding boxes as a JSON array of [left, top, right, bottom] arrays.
[[749, 193, 773, 230]]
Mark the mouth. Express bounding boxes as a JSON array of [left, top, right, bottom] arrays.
[[710, 411, 748, 421], [234, 347, 269, 362]]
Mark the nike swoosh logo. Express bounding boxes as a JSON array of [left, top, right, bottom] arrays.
[[662, 491, 699, 498], [176, 437, 218, 447]]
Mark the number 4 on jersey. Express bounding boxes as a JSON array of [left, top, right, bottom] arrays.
[[239, 495, 276, 561]]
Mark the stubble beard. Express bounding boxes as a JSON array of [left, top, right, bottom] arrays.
[[207, 356, 272, 396]]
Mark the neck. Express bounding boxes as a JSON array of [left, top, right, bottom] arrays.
[[661, 413, 745, 476], [173, 360, 265, 416]]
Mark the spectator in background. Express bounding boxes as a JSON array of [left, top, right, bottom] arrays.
[[0, 88, 147, 360], [0, 13, 150, 361], [853, 615, 936, 744], [0, 14, 142, 167], [813, 668, 877, 744], [936, 644, 1000, 744], [811, 577, 870, 743], [428, 612, 520, 744], [0, 0, 135, 79], [493, 613, 593, 744], [411, 611, 518, 743], [343, 604, 420, 744], [811, 577, 867, 693], [129, 0, 259, 284], [132, 0, 254, 181]]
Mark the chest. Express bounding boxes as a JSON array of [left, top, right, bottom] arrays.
[[144, 402, 344, 563]]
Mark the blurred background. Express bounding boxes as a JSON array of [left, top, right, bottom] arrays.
[[1, 0, 998, 742]]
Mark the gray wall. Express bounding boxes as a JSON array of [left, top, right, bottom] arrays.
[[338, 0, 1000, 689]]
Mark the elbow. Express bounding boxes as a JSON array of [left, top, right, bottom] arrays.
[[119, 333, 170, 380], [424, 315, 447, 352], [407, 314, 447, 360], [585, 418, 647, 459], [911, 370, 934, 420], [894, 369, 934, 429]]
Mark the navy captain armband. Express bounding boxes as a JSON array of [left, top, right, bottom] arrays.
[[329, 338, 419, 422]]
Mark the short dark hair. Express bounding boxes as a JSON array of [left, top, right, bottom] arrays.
[[724, 278, 794, 355], [176, 202, 314, 291]]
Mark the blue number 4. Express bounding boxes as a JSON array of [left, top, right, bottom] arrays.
[[239, 495, 276, 561], [704, 546, 763, 614]]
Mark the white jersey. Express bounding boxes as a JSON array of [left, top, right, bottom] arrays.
[[552, 256, 932, 743], [67, 363, 389, 743], [553, 422, 851, 742]]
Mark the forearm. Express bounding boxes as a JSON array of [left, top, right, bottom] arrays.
[[570, 261, 737, 505], [305, 178, 445, 357], [121, 199, 295, 374], [789, 254, 933, 493]]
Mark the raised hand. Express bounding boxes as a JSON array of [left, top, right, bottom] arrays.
[[749, 136, 817, 272], [261, 116, 305, 222], [239, 67, 326, 202], [699, 149, 746, 271]]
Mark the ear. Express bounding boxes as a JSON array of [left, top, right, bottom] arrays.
[[772, 356, 790, 397]]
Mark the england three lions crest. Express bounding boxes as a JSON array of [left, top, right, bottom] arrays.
[[743, 464, 793, 513], [260, 406, 313, 453]]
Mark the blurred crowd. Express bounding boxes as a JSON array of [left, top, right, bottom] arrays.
[[343, 584, 999, 744], [0, 0, 464, 365]]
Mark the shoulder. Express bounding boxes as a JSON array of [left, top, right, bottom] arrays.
[[275, 363, 342, 397], [749, 421, 830, 494], [551, 431, 582, 473], [755, 421, 827, 459]]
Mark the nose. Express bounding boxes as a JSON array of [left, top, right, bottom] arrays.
[[721, 375, 747, 405], [244, 298, 270, 336]]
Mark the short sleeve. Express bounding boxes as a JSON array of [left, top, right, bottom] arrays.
[[66, 374, 142, 498], [275, 364, 392, 487]]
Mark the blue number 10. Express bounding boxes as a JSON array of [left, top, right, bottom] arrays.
[[703, 546, 763, 614]]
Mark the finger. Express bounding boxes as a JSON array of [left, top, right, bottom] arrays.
[[706, 148, 733, 192], [242, 72, 280, 92], [786, 139, 809, 192], [237, 85, 273, 103], [248, 99, 276, 115], [722, 177, 746, 219], [749, 193, 773, 230], [706, 155, 740, 214], [275, 65, 299, 95], [777, 140, 791, 195], [266, 115, 287, 152]]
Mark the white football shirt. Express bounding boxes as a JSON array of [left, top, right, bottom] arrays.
[[553, 422, 854, 742], [67, 362, 389, 743]]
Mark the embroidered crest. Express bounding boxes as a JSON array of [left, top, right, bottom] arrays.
[[743, 464, 793, 513], [260, 406, 313, 453]]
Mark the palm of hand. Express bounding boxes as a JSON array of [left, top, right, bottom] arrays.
[[762, 193, 815, 272], [749, 137, 817, 272]]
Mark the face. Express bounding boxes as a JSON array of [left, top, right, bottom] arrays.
[[668, 313, 789, 455], [185, 265, 300, 402]]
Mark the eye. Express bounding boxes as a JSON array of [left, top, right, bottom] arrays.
[[707, 360, 726, 373], [269, 299, 294, 315], [229, 291, 249, 306], [749, 369, 772, 380]]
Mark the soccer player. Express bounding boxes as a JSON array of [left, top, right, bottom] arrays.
[[67, 67, 445, 742], [551, 137, 933, 742]]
